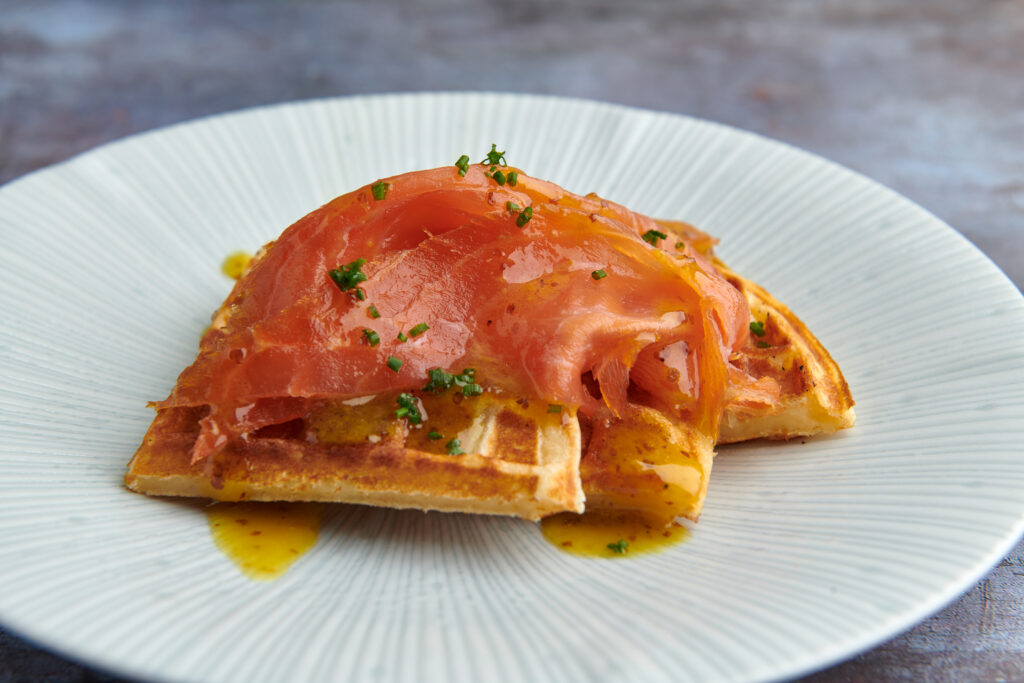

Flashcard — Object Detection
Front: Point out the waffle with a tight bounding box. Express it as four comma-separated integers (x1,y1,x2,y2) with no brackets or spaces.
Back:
126,394,583,521
718,263,855,443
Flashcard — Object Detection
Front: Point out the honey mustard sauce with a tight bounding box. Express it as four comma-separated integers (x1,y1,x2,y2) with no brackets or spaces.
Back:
220,250,252,280
207,502,321,580
541,510,688,558
542,406,703,558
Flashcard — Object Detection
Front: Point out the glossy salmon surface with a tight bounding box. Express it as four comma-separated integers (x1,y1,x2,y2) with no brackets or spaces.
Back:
155,165,752,462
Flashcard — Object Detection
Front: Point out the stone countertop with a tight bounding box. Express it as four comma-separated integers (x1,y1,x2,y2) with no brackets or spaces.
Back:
1,1,1022,681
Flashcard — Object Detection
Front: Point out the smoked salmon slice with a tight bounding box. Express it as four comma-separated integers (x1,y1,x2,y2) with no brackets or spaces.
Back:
156,164,750,463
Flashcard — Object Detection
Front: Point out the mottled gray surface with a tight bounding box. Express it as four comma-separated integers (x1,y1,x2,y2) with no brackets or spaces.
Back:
1,0,1022,681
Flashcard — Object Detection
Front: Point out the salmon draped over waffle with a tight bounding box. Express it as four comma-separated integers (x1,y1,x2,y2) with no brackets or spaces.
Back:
127,156,854,523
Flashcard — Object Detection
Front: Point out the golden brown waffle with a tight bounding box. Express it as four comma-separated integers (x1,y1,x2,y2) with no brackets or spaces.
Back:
126,393,584,521
580,405,714,523
718,264,855,443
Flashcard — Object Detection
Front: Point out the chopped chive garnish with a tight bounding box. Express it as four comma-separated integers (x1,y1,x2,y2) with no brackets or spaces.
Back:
409,322,429,337
355,288,366,301
675,241,685,249
515,206,533,227
506,201,521,212
607,539,629,555
642,229,669,246
397,331,408,342
757,340,770,348
396,393,422,424
547,404,562,414
328,258,368,293
428,431,443,440
363,329,380,346
493,170,506,186
386,356,403,372
749,321,766,337
368,305,381,319
507,171,518,186
371,181,389,201
455,154,470,176
424,367,476,394
591,269,608,280
480,144,507,166
446,438,465,455
462,383,483,397
424,368,454,393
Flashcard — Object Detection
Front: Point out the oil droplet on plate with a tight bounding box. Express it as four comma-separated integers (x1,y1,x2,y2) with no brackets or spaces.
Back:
207,502,321,580
540,509,688,558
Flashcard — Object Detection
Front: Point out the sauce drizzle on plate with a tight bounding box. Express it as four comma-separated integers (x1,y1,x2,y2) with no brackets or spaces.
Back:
541,509,688,558
207,502,321,580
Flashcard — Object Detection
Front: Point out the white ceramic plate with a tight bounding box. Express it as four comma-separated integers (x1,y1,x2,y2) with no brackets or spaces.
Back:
1,93,1023,683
